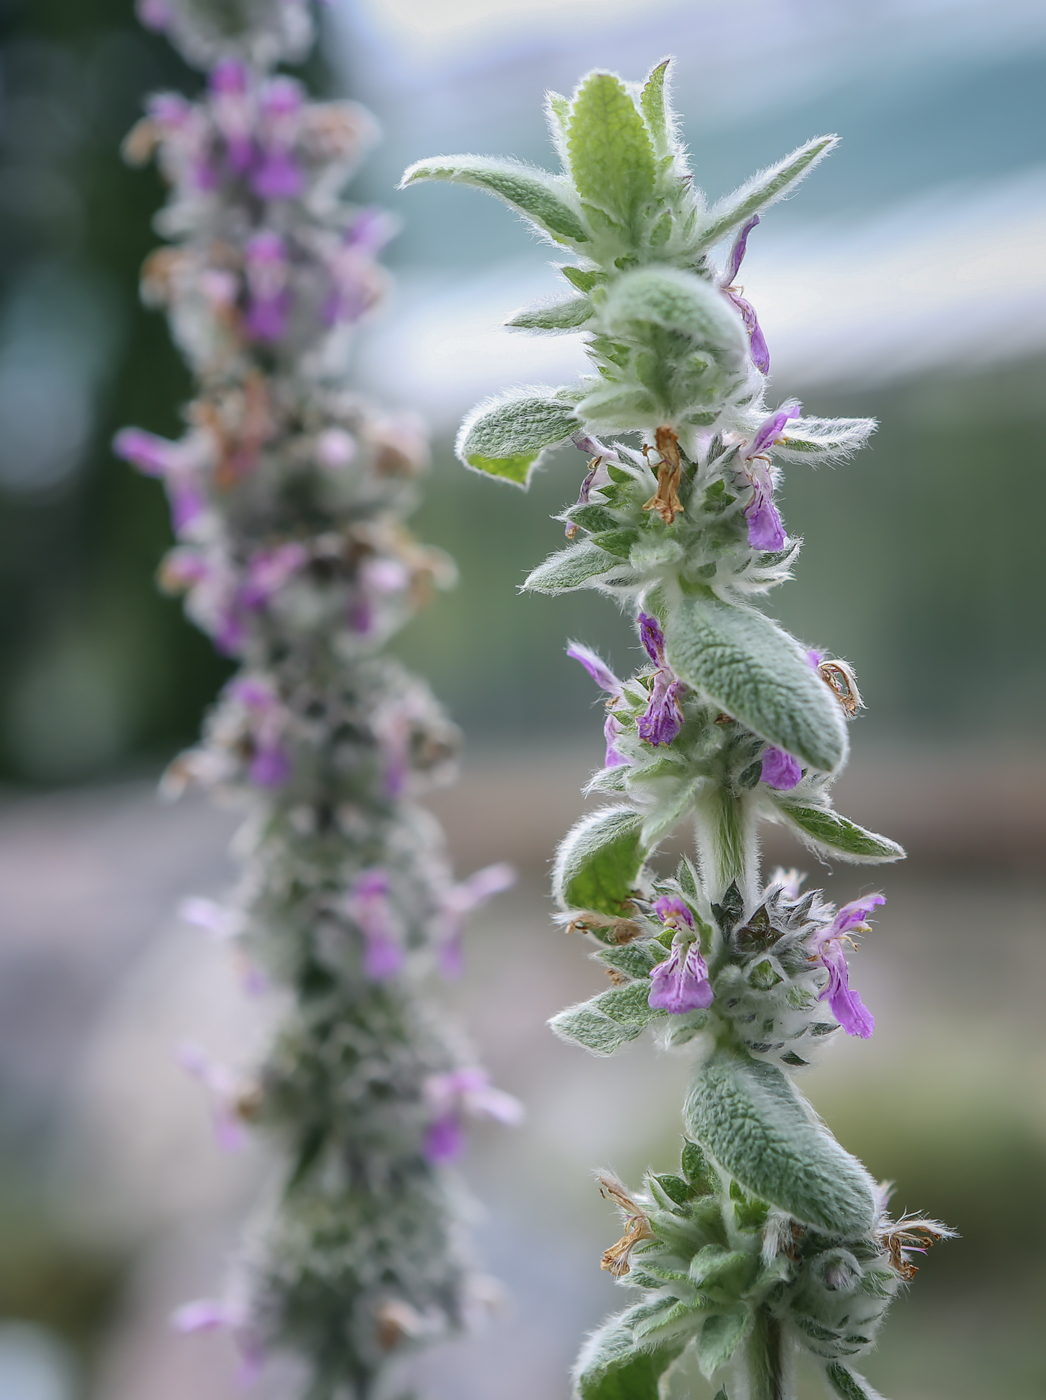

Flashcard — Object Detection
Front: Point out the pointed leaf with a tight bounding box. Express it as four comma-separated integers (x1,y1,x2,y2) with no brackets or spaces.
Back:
456,391,579,485
508,296,593,331
575,1305,687,1400
549,1002,644,1055
697,1309,752,1379
700,136,839,246
400,155,590,244
771,801,905,864
524,542,618,593
640,60,671,152
568,72,657,224
665,596,847,773
593,980,665,1026
824,1363,887,1400
769,416,876,462
684,1048,878,1236
553,806,646,914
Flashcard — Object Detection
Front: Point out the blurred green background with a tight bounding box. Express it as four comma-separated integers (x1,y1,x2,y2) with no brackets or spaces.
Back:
0,0,1043,1396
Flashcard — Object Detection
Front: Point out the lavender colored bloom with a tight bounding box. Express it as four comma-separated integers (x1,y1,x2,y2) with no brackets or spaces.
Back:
719,214,770,374
136,0,173,30
808,894,885,1039
113,427,208,534
438,862,515,978
760,745,802,789
567,642,628,766
253,78,304,200
230,676,291,787
209,60,254,173
653,896,694,929
648,941,714,1014
635,613,685,747
172,1296,264,1387
422,1067,523,1163
176,1041,250,1151
239,541,309,609
346,207,398,257
739,403,801,552
346,869,404,980
244,231,291,342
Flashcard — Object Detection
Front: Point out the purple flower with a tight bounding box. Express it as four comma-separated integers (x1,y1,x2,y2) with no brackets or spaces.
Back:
172,1296,264,1387
113,427,209,535
422,1068,523,1163
136,0,173,30
567,642,628,767
239,541,308,609
437,862,515,978
345,206,397,257
719,214,770,374
244,231,291,342
322,234,384,326
653,896,694,929
252,78,305,200
739,403,801,552
636,613,685,746
648,941,713,1014
807,894,884,1039
176,1042,252,1152
209,60,254,174
229,676,291,787
346,869,404,979
760,745,802,789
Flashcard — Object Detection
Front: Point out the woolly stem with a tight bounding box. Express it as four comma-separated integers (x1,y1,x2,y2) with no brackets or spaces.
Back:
694,785,759,907
740,1306,791,1400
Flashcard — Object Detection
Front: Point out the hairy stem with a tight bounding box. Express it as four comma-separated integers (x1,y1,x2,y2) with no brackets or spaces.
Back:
694,786,758,907
741,1306,791,1400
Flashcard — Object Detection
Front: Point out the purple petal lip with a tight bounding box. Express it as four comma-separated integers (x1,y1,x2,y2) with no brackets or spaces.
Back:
603,712,627,767
209,60,249,97
745,403,802,460
648,944,714,1014
637,612,666,666
424,1112,463,1163
251,153,304,200
760,746,802,790
567,642,622,695
653,896,694,928
724,214,760,286
636,674,684,746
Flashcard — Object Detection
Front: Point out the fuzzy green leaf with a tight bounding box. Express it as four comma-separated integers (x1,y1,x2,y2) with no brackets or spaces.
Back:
561,265,607,293
824,1363,887,1400
508,296,593,331
568,72,657,225
596,940,665,980
400,155,590,244
602,267,748,364
769,416,876,462
665,596,847,773
456,392,578,485
549,1002,644,1055
593,980,664,1025
771,801,905,864
640,60,671,152
575,1306,688,1400
696,1309,752,1379
524,542,617,593
553,806,646,915
700,135,839,246
684,1048,878,1236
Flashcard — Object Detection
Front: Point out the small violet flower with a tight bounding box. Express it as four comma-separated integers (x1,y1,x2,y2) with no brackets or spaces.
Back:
244,231,291,342
807,894,884,1039
171,1296,265,1387
647,898,714,1014
239,541,309,610
229,676,291,787
719,214,770,374
760,745,802,790
209,60,254,174
176,1041,255,1152
422,1067,524,1164
112,427,208,535
740,402,801,552
345,869,404,980
252,77,304,200
566,642,627,767
437,862,516,979
637,613,685,747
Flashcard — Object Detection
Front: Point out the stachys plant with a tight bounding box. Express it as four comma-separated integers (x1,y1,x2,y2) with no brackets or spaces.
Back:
404,60,951,1400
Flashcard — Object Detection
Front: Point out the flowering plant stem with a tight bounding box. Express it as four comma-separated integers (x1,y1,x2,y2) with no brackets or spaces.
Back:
407,61,953,1400
116,2,518,1395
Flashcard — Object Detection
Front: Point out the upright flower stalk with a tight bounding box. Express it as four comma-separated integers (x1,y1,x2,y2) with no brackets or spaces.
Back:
118,2,517,1395
406,62,952,1400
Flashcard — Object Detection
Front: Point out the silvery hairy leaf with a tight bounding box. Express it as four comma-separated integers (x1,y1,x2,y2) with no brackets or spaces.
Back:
699,135,839,247
601,267,748,369
553,806,646,914
455,390,579,484
768,416,877,463
524,542,620,593
567,72,657,228
824,1363,888,1400
696,1308,752,1379
399,155,591,246
770,799,905,863
665,596,847,773
684,1048,878,1236
508,296,594,331
574,1302,690,1400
